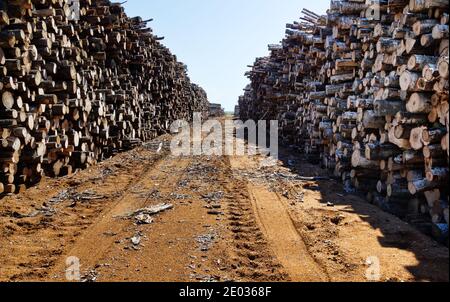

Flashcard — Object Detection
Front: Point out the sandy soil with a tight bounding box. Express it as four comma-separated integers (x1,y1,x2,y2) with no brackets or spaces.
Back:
0,124,448,282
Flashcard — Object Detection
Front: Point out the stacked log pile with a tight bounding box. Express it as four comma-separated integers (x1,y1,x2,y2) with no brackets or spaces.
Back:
209,103,225,117
0,0,209,195
239,0,449,243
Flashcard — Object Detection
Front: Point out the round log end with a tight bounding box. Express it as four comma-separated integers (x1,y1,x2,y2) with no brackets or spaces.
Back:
408,182,417,195
409,127,425,150
351,150,361,168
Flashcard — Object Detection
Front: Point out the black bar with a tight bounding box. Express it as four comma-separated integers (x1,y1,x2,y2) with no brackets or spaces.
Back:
0,282,447,301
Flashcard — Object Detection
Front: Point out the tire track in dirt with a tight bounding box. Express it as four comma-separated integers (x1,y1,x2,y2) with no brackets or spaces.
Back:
47,155,192,281
219,158,288,282
248,185,329,282
228,144,449,282
0,147,167,281
225,153,328,282
46,152,240,282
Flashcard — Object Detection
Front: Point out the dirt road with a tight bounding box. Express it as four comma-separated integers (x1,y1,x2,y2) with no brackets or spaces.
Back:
0,130,448,282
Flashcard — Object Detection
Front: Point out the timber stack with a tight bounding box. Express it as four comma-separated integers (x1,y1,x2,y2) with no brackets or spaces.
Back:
239,0,449,244
209,103,225,118
0,0,209,196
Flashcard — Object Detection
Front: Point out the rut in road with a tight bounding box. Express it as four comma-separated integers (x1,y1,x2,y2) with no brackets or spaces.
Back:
226,153,328,282
48,155,194,281
248,185,329,281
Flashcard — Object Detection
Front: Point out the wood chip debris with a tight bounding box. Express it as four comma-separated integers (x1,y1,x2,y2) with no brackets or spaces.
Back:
118,203,174,225
48,189,106,204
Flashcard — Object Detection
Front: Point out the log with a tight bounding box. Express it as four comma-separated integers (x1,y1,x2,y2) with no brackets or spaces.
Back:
365,143,401,161
426,167,449,182
409,178,444,195
407,55,437,72
438,56,449,79
1,91,14,109
406,93,433,113
432,24,449,40
352,150,380,169
400,70,420,91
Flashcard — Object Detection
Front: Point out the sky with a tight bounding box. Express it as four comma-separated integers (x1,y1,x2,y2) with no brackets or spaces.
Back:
123,1,330,111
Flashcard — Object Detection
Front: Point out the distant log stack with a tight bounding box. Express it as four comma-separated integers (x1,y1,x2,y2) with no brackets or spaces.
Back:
239,0,449,244
0,0,209,195
209,103,225,118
